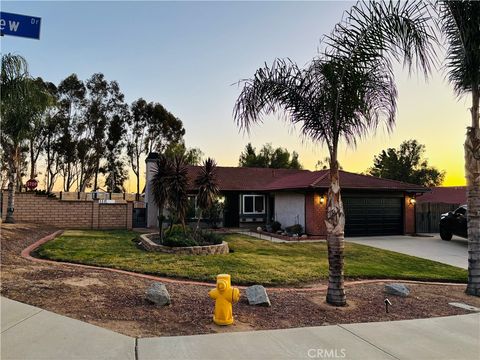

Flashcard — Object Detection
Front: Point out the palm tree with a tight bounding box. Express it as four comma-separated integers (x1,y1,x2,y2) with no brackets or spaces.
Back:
234,1,434,306
1,54,52,223
150,153,173,242
436,1,480,296
194,158,219,233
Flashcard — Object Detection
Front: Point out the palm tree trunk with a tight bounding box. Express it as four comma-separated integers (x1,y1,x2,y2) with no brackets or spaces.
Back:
325,158,346,306
466,86,480,297
5,170,16,223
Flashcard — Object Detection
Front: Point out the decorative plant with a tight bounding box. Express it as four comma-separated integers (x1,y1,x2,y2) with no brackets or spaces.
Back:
194,158,219,233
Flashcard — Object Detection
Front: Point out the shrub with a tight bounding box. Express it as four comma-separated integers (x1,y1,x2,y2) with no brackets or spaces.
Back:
285,224,303,235
271,221,282,233
196,230,223,245
163,234,198,247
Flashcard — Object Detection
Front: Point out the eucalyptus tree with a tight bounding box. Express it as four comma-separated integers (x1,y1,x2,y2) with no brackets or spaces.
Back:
128,99,186,196
234,1,434,306
79,73,126,191
102,114,128,192
435,1,480,296
57,74,86,191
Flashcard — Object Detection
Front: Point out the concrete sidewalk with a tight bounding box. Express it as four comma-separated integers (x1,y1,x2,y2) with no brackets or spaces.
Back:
2,297,479,360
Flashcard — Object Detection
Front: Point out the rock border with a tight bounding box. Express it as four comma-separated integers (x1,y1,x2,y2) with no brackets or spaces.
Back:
139,233,229,255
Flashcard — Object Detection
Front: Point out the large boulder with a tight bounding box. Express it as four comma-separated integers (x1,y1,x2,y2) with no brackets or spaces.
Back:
146,282,171,306
245,285,271,306
384,283,410,297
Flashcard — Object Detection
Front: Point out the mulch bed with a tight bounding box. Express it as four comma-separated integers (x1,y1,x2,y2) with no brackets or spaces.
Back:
1,223,479,337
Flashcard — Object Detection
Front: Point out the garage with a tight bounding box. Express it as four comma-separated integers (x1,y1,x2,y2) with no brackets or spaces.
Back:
343,196,403,237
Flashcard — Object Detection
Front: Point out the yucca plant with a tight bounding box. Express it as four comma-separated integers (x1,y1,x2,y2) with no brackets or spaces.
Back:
234,0,434,306
149,153,173,242
194,158,219,233
168,154,189,233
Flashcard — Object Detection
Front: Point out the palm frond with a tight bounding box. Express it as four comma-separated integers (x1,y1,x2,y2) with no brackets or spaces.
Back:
437,1,480,95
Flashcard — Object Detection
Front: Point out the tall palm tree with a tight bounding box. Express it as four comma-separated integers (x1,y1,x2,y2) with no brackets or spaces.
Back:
1,54,52,223
234,1,434,306
437,1,480,296
194,158,219,233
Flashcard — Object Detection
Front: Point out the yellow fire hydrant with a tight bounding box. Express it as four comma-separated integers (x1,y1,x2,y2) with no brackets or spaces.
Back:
209,274,240,325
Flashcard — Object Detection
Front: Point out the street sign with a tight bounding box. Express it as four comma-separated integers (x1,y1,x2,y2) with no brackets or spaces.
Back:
0,12,41,40
26,178,38,190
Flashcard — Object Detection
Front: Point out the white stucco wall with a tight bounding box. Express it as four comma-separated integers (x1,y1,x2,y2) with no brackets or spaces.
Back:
145,160,158,228
274,192,305,229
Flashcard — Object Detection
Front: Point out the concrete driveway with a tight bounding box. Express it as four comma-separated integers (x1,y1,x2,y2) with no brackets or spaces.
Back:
346,234,468,269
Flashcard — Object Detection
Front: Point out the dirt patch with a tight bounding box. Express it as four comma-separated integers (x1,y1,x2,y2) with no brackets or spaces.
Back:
1,223,479,337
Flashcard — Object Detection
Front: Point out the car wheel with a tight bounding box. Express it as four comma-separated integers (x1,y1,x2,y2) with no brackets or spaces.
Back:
440,229,452,241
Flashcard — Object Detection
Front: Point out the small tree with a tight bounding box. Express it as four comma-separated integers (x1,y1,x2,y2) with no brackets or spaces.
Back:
194,158,219,233
150,154,173,242
168,155,189,233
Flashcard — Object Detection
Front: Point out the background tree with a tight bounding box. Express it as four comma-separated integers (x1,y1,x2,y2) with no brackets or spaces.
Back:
368,140,445,186
194,158,219,232
128,99,186,196
102,114,128,192
57,74,86,191
238,143,303,169
26,77,56,181
234,1,434,306
165,142,203,165
436,1,480,296
79,73,126,191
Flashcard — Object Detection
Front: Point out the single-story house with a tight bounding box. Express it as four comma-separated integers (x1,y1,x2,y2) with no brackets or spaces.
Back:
145,153,427,237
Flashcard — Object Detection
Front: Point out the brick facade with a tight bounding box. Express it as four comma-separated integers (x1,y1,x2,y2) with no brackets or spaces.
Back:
305,192,327,237
1,192,133,230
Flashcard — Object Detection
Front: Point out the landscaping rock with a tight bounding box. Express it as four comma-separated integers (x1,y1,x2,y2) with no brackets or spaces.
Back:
146,282,171,306
301,234,308,239
384,283,410,297
245,285,271,306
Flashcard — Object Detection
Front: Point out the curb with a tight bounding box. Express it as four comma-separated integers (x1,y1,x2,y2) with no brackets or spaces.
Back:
22,231,467,292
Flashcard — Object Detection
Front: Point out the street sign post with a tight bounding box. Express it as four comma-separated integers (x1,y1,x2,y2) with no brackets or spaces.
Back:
0,12,41,40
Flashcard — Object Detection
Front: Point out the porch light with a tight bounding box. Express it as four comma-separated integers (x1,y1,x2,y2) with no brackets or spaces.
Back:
320,195,325,205
409,196,416,206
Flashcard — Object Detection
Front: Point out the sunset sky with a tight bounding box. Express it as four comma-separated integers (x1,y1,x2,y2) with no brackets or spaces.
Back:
2,1,470,192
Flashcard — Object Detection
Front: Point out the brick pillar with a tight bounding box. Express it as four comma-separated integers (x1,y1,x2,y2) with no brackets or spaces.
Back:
92,200,99,229
126,201,133,230
305,192,327,237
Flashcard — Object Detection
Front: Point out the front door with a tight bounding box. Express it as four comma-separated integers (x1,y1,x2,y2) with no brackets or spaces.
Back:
223,192,240,228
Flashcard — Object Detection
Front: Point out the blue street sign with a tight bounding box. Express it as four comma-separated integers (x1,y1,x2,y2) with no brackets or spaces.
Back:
0,12,41,40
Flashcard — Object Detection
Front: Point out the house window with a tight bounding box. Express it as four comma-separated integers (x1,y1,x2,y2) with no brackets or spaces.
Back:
187,195,197,218
242,195,265,214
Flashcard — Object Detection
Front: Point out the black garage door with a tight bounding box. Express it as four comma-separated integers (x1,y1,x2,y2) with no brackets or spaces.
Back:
343,197,403,237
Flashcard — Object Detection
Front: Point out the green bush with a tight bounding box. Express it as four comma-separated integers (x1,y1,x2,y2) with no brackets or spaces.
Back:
285,224,303,235
271,221,282,232
163,233,199,247
196,230,223,245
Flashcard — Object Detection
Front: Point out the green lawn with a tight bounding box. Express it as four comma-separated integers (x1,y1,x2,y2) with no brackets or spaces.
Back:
36,230,467,286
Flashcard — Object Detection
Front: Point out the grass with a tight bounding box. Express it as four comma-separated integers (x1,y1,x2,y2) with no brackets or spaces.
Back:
36,230,468,286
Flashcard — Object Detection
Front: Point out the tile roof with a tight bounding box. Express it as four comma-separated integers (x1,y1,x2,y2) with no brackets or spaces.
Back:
417,186,467,204
183,165,427,192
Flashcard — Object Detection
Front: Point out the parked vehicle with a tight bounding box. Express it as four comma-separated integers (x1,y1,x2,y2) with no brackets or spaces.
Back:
439,205,468,240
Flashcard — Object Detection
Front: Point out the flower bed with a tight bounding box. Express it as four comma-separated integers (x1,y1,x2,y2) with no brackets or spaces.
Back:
140,233,229,255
